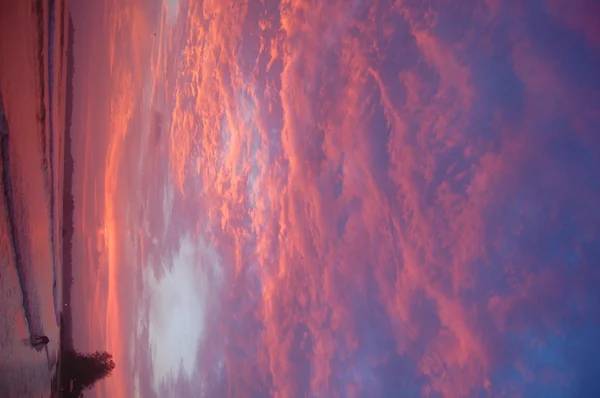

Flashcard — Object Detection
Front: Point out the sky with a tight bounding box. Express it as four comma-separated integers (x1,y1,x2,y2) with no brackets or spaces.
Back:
68,0,600,397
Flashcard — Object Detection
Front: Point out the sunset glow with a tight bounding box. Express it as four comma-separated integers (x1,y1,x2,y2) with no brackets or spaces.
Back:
68,0,600,396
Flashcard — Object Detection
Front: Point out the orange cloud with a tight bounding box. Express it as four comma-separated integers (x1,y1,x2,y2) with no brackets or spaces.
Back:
91,0,158,396
103,67,134,398
135,0,600,396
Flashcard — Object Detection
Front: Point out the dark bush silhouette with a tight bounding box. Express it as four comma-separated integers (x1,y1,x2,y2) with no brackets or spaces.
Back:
61,350,115,397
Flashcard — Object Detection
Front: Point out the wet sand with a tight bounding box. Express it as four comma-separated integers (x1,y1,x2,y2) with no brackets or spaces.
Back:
0,0,69,395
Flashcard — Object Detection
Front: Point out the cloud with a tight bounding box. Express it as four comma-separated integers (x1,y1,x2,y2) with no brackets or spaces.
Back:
92,0,600,396
76,0,166,396
143,232,223,392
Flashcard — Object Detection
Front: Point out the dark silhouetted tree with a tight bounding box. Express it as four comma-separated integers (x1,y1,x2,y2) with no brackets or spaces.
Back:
61,350,115,397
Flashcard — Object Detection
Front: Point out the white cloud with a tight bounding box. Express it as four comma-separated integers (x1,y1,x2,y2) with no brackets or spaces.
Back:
143,232,222,392
133,372,140,398
164,0,180,28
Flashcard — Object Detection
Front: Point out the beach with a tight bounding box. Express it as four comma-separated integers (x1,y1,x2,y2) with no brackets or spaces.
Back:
0,0,72,396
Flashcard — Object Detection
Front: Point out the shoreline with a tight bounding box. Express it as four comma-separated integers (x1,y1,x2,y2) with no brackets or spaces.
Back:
51,2,76,396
